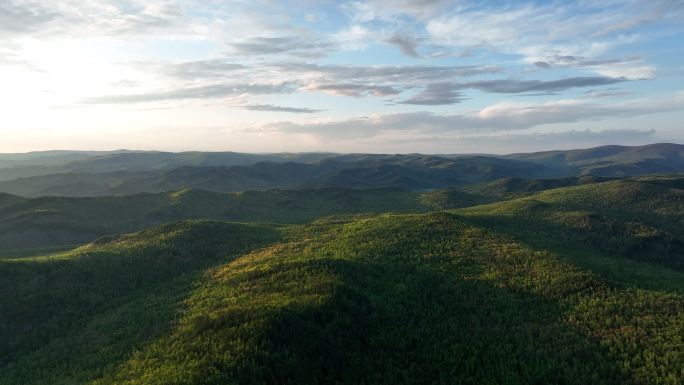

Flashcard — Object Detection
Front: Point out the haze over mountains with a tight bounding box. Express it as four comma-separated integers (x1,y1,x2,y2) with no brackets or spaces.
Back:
0,143,682,197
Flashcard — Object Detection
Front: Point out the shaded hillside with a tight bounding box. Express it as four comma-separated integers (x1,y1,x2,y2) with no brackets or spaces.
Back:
458,176,684,270
462,176,616,198
2,175,682,253
507,143,684,177
1,144,682,192
315,155,554,190
0,220,281,383
0,151,126,169
0,171,155,197
1,215,683,384
419,188,495,209
0,155,556,197
0,151,334,182
0,188,426,251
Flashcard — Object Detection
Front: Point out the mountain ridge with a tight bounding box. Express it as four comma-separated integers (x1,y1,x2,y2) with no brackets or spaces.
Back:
1,143,681,197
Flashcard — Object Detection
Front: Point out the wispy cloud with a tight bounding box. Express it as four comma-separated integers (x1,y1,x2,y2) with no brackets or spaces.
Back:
398,83,465,105
161,60,246,80
0,0,185,38
82,83,294,104
272,62,501,82
0,0,58,35
424,0,682,77
463,76,628,94
2,0,683,152
396,77,629,105
386,34,422,58
374,129,658,154
243,104,323,113
303,82,400,97
342,0,454,22
261,92,684,138
227,36,333,58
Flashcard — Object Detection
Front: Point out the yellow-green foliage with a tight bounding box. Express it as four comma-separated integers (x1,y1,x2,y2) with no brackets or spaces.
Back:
457,177,684,270
2,176,684,384
2,213,683,384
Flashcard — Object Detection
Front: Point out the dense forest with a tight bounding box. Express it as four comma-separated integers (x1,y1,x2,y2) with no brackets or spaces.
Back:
1,146,684,384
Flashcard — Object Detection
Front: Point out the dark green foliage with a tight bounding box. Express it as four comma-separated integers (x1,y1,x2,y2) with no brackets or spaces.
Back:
418,188,494,209
0,151,334,182
458,176,684,270
2,171,684,384
0,155,556,197
462,176,615,199
2,213,683,384
2,143,683,197
0,220,281,384
0,188,424,250
506,142,684,177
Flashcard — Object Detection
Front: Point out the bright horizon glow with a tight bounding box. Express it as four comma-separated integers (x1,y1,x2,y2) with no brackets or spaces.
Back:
1,0,683,153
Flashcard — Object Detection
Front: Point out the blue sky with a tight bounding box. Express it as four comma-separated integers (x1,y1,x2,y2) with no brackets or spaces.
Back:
0,0,682,153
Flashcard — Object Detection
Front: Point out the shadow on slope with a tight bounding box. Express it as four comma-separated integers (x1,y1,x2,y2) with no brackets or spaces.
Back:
455,176,684,290
0,188,424,252
91,214,682,385
0,220,281,384
3,213,683,384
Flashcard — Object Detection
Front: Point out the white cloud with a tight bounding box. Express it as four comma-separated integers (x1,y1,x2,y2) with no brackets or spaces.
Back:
1,0,682,153
425,1,681,75
371,129,658,154
342,0,457,22
261,92,684,139
332,25,373,50
591,62,655,80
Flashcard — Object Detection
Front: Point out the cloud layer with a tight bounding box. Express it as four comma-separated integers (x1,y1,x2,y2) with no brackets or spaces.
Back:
1,0,683,152
262,93,684,139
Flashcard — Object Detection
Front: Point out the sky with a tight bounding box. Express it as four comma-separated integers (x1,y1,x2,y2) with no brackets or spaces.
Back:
1,0,683,154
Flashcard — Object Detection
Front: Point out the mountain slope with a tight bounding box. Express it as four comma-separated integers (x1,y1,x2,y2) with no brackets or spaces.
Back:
457,175,684,270
0,155,557,197
462,176,616,198
1,144,682,194
0,220,282,384
507,143,684,177
0,188,426,251
1,214,683,384
2,175,680,253
0,151,337,182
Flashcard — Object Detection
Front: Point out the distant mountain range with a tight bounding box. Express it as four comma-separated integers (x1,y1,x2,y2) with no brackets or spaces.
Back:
0,143,682,197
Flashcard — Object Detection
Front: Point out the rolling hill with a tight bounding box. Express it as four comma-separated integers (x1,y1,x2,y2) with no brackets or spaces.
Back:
0,187,427,251
0,151,335,183
0,155,557,197
506,143,684,177
2,145,684,384
461,176,617,199
1,212,683,384
2,175,681,254
457,175,684,270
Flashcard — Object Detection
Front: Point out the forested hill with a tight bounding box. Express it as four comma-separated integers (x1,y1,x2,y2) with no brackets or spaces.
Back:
1,213,683,384
2,175,682,253
0,188,425,251
1,151,683,384
0,156,555,197
457,176,684,271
